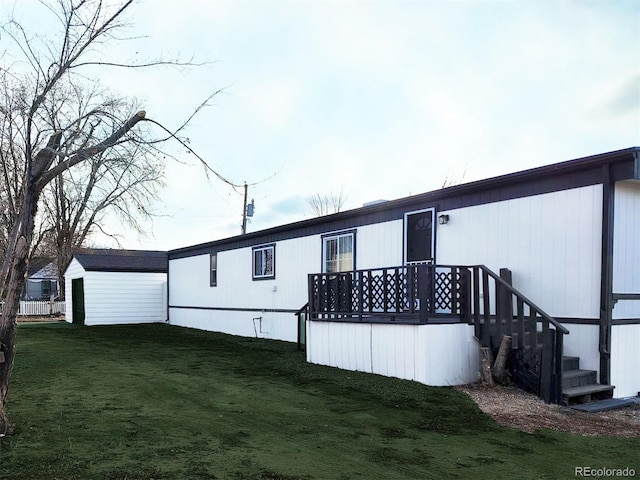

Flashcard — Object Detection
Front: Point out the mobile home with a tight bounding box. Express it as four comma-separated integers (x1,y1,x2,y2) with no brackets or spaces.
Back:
168,147,640,403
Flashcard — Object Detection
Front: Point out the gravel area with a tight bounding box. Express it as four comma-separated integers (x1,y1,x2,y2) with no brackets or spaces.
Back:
457,384,640,437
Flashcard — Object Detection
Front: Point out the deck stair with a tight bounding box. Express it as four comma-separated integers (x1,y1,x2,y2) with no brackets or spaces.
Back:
570,398,636,413
562,356,614,406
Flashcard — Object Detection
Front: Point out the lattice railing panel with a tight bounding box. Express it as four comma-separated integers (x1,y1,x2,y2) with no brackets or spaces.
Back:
309,265,470,320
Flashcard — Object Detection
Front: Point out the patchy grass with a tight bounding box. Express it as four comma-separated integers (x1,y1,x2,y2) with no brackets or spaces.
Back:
1,323,638,479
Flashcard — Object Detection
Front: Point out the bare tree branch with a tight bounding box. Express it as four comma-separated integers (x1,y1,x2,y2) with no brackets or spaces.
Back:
307,190,348,217
73,59,211,69
37,109,146,187
0,0,222,435
142,117,242,190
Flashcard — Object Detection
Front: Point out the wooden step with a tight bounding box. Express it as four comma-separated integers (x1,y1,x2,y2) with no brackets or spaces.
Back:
570,398,636,413
562,356,580,371
562,384,615,406
562,369,597,388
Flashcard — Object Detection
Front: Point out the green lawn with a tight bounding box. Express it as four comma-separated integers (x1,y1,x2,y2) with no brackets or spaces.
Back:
0,323,637,480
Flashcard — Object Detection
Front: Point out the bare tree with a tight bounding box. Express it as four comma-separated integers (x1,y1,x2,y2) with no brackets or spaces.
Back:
37,87,165,298
42,143,165,298
441,166,468,188
0,0,215,435
307,190,348,217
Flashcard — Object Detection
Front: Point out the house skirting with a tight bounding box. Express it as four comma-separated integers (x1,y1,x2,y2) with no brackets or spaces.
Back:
610,324,640,398
306,321,480,386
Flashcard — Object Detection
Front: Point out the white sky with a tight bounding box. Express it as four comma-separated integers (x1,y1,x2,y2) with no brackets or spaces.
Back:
5,0,640,251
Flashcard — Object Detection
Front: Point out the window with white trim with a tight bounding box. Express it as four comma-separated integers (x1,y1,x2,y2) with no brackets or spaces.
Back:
252,244,275,280
322,232,354,273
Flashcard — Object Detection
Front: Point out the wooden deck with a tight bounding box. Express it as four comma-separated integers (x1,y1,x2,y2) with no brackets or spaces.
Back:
307,264,569,404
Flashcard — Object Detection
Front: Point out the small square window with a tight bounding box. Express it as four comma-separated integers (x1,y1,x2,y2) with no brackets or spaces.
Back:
253,244,275,280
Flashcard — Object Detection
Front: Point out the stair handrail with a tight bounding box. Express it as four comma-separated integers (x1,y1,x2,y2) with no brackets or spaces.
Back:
295,302,310,316
475,264,568,403
612,292,640,304
477,265,569,335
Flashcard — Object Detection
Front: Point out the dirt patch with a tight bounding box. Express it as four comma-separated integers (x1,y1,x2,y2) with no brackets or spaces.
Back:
457,384,640,438
17,316,65,323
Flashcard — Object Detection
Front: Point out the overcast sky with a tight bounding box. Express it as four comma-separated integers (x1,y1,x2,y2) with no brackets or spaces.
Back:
6,0,640,251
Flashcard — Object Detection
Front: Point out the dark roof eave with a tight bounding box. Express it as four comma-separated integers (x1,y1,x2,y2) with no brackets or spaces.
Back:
67,249,168,274
82,267,167,273
169,146,640,256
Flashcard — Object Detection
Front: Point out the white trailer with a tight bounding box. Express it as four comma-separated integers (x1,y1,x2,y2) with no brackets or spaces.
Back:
168,147,640,402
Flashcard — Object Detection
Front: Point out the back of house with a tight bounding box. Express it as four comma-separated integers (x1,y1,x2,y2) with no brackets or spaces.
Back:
23,257,59,300
167,147,640,402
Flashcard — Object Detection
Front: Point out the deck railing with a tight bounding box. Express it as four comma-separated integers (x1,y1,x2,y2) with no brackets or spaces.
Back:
308,265,471,323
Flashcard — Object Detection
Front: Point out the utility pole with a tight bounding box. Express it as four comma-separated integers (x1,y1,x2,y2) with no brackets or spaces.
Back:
241,182,248,235
241,183,255,235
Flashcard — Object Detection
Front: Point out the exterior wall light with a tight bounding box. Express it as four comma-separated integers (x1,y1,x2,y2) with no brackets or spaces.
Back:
438,214,450,225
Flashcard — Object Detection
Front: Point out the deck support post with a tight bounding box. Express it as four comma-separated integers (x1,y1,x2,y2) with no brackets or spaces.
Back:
539,328,556,403
499,268,513,337
417,265,430,322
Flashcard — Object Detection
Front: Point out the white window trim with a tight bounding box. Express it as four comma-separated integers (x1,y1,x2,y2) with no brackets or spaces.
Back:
252,244,275,280
321,231,355,273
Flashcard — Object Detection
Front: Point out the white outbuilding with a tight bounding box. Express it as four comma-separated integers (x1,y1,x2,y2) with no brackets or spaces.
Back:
64,249,167,326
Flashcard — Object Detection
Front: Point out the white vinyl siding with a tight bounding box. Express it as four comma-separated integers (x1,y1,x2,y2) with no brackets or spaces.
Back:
355,220,403,269
168,223,403,341
167,184,609,346
610,324,640,397
306,321,479,386
612,180,640,319
169,235,320,342
435,185,603,319
82,271,166,325
65,258,167,326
